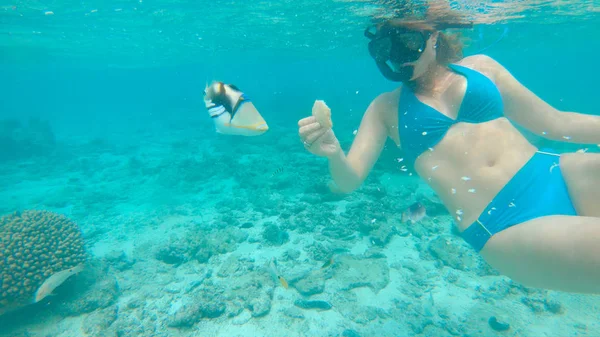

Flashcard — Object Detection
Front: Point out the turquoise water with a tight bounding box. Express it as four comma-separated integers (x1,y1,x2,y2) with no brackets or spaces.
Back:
1,1,599,336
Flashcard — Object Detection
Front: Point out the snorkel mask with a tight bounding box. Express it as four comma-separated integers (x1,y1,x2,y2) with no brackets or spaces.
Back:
365,21,473,82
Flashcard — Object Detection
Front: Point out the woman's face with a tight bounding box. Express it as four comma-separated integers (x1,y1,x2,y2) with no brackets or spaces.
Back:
397,31,439,81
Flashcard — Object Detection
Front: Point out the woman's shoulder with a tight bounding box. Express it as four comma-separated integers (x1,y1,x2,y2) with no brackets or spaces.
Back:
454,54,504,80
456,54,506,71
371,87,401,115
457,54,498,66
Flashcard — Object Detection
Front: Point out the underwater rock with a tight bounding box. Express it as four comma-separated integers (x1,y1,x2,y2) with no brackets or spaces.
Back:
520,295,564,314
217,255,255,278
408,317,434,335
341,329,362,337
282,249,301,261
168,303,201,328
334,255,390,292
103,250,135,271
294,299,332,311
82,305,118,336
56,261,120,316
305,241,333,261
520,297,545,313
240,222,254,229
248,294,272,317
369,223,397,247
113,309,164,336
223,269,274,318
155,245,189,265
201,299,227,318
283,306,305,319
476,280,514,301
321,226,355,241
427,236,479,271
189,227,248,263
262,223,289,246
363,248,386,259
293,275,325,296
344,306,382,324
227,299,245,318
231,309,252,325
168,288,227,328
544,298,564,314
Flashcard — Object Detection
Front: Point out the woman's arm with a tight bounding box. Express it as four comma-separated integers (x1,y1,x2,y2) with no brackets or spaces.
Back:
327,92,394,193
483,55,600,144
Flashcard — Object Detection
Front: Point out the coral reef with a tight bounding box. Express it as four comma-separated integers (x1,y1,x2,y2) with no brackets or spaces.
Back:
261,222,289,246
0,210,86,315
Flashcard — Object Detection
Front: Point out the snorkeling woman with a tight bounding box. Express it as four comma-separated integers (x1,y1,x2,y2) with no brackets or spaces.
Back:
298,18,600,294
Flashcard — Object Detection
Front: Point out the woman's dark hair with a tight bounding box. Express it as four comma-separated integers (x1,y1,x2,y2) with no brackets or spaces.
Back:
436,31,463,64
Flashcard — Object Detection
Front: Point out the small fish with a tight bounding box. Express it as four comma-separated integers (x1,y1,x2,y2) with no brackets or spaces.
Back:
321,257,334,269
204,81,269,136
401,202,427,224
278,275,289,289
268,258,288,290
271,167,284,177
34,265,84,303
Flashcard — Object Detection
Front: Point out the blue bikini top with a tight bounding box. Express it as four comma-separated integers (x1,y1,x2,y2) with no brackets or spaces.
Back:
398,64,504,166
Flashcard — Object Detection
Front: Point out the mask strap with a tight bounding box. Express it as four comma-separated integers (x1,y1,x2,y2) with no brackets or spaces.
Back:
473,26,509,54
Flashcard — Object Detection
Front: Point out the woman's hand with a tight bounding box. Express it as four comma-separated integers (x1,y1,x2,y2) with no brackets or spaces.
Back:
298,116,341,158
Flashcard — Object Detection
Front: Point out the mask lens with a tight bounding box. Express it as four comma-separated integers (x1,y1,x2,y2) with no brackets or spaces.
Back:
368,28,427,64
394,32,425,53
368,36,392,62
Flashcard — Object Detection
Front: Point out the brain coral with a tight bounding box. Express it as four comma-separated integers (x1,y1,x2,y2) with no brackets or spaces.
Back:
0,210,86,315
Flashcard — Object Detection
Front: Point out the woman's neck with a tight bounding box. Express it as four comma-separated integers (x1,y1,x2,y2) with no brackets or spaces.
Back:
410,63,453,96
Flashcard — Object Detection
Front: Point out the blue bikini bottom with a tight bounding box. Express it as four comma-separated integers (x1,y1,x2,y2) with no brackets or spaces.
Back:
460,150,578,252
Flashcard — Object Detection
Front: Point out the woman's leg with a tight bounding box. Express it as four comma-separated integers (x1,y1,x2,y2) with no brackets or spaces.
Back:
481,215,600,294
560,152,600,217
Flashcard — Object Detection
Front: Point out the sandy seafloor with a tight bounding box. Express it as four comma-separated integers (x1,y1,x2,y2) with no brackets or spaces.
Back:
1,114,599,337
